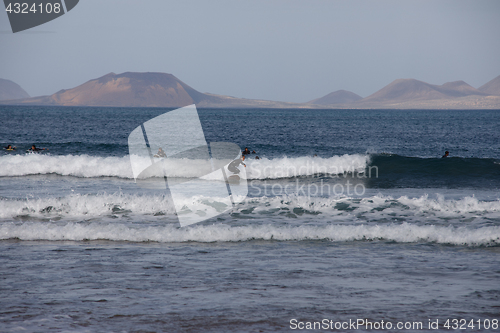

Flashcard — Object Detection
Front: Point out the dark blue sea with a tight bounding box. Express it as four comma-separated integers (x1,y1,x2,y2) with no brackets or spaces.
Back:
1,106,499,332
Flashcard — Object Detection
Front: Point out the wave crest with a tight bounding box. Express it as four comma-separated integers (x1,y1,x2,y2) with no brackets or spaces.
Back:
1,192,499,225
0,154,133,178
0,154,369,179
1,222,498,246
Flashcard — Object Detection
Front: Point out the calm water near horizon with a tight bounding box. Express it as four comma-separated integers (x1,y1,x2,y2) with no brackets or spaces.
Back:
1,106,499,332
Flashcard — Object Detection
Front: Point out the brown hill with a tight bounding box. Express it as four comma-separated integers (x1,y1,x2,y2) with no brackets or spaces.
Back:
308,90,362,105
19,72,220,107
353,79,489,107
437,80,489,97
5,72,314,109
478,75,500,96
0,78,30,101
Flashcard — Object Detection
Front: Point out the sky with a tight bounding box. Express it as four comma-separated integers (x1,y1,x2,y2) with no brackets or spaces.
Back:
1,0,499,103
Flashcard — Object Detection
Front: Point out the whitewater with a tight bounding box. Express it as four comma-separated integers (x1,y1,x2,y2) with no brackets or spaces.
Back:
0,153,369,179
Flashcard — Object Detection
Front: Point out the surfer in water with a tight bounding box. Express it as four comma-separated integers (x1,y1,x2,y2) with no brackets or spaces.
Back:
228,155,246,174
442,151,449,158
242,148,257,156
29,145,48,152
154,147,167,158
4,145,16,151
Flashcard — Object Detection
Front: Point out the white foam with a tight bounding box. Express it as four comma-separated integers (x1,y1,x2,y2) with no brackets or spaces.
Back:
0,192,499,246
396,194,500,214
1,221,498,246
1,193,499,221
0,154,369,179
243,194,500,221
0,154,134,178
0,193,175,219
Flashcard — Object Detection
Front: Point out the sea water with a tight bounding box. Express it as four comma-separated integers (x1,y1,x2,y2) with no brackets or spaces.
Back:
0,106,499,332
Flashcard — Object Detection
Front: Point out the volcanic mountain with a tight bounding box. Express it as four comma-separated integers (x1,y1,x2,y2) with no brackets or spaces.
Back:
344,78,500,109
8,72,311,108
0,78,30,101
19,72,221,107
478,75,500,96
308,90,362,106
356,79,488,105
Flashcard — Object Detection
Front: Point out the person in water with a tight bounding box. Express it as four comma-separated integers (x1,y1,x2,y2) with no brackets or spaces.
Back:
29,145,47,152
442,151,449,158
4,145,16,151
154,147,167,158
228,155,246,174
242,148,251,155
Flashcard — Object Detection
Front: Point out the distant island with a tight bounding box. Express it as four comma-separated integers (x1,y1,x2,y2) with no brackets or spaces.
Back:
1,72,499,109
0,78,30,101
320,77,500,109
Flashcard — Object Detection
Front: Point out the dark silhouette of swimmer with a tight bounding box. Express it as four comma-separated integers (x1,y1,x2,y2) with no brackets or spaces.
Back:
252,150,256,154
29,145,47,152
442,151,449,158
154,147,167,158
242,148,251,155
4,145,16,151
228,156,246,174
255,156,260,160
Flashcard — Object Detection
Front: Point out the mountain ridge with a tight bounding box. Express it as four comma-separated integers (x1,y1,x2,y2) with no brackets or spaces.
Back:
344,78,499,109
3,72,315,109
1,72,499,109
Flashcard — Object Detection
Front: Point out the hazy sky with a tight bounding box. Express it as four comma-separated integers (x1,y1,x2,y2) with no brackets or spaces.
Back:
1,0,499,102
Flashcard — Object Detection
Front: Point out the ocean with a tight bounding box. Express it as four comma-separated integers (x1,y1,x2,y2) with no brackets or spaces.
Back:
1,106,499,332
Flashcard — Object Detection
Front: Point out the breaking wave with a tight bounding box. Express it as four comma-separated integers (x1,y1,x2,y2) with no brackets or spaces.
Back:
0,154,369,179
1,221,498,246
1,193,499,246
2,192,500,221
